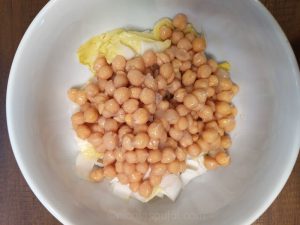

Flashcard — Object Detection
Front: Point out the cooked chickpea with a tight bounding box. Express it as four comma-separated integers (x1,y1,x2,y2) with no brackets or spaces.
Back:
208,59,218,72
160,25,172,40
171,30,184,44
218,78,233,91
177,37,192,51
187,143,201,157
87,132,103,146
144,74,158,91
112,55,126,72
216,91,234,102
204,156,218,170
113,87,130,105
176,147,187,161
221,135,232,149
192,52,207,67
103,132,118,151
176,104,189,116
198,105,213,122
161,147,176,163
160,63,173,79
136,162,149,174
113,71,129,88
175,48,191,61
140,88,156,104
139,180,153,198
169,127,184,141
132,108,149,125
125,151,138,164
192,36,206,52
156,75,167,90
126,57,145,72
176,117,188,130
208,75,219,87
89,168,104,182
218,117,236,132
157,100,169,110
179,61,192,72
179,131,193,147
122,133,135,151
76,124,91,139
117,173,129,185
182,70,197,86
123,162,136,175
173,13,187,30
179,161,187,172
67,88,78,102
173,88,187,103
103,165,117,179
151,163,167,176
147,149,162,163
215,101,232,115
167,160,181,174
129,182,140,192
147,138,160,150
83,107,99,123
71,112,84,125
128,171,143,183
103,151,116,165
192,88,207,103
115,150,125,163
98,78,107,92
197,64,212,78
104,99,120,114
143,50,157,67
74,91,87,105
183,94,199,110
103,118,118,132
122,99,138,114
133,133,150,149
202,128,219,143
194,78,209,89
165,109,179,124
104,80,115,96
127,70,145,86
85,83,99,97
133,124,148,134
97,65,113,80
149,175,162,186
93,56,107,71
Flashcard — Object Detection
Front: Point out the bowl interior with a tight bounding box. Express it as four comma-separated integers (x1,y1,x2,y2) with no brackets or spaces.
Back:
7,0,300,225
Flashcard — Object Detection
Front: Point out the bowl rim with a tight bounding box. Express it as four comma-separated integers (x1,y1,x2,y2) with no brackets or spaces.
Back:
6,0,300,224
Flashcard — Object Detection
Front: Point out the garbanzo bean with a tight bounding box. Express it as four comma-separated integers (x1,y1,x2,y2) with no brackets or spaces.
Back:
143,50,157,67
197,64,212,78
129,182,140,192
103,165,117,179
173,13,187,30
221,135,232,149
161,147,176,163
83,107,99,123
187,143,201,157
177,37,192,51
147,149,162,163
76,124,91,139
71,112,84,125
176,147,187,161
112,55,126,72
151,163,167,176
103,132,118,151
115,161,124,173
192,88,207,103
198,105,213,122
182,70,196,86
232,84,239,95
149,175,162,186
192,36,206,52
125,151,138,164
216,151,231,166
97,65,113,80
215,101,232,115
183,94,199,110
144,74,158,91
176,104,189,116
202,128,219,143
147,121,164,139
179,131,193,147
207,59,218,72
89,168,104,182
104,99,120,114
134,133,150,149
85,83,99,97
98,78,107,92
136,162,149,174
113,87,130,105
171,30,184,44
127,69,145,86
160,63,173,79
122,99,139,114
165,109,179,124
157,100,169,110
74,90,87,105
93,56,107,72
160,25,173,40
216,91,234,102
218,117,236,132
140,88,156,104
139,180,152,198
179,61,192,72
176,116,188,130
126,57,145,72
185,32,196,42
104,118,118,132
132,108,149,125
193,52,207,67
169,127,184,141
104,80,116,96
117,173,129,185
128,171,143,183
167,160,181,174
218,78,233,91
118,125,132,138
122,133,135,151
113,71,129,88
123,162,136,175
115,150,125,163
178,161,187,172
87,132,103,146
133,124,148,134
147,138,159,150
204,156,218,170
103,150,116,165
175,48,191,61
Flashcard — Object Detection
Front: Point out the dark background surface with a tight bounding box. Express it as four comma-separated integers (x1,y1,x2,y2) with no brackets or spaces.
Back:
0,0,299,224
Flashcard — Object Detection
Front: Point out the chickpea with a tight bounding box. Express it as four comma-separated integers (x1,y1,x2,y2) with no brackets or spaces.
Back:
117,173,129,185
103,151,116,165
125,151,138,164
177,37,192,51
151,163,167,176
179,131,193,148
104,99,120,114
112,55,126,72
157,100,169,110
74,91,87,105
172,59,183,72
216,68,229,78
187,143,201,157
167,79,181,93
179,61,192,72
197,64,212,78
182,70,197,86
127,70,145,87
136,162,149,174
173,13,187,30
178,161,187,172
165,47,176,61
67,88,78,102
192,36,206,52
218,117,236,132
198,105,214,122
149,175,162,186
124,114,134,127
140,88,156,104
159,25,173,40
157,53,171,66
115,150,125,163
143,50,157,67
176,147,187,161
103,165,117,179
71,112,84,125
175,48,191,61
161,147,176,163
194,78,209,89
87,132,103,146
103,118,118,132
85,83,99,97
115,161,124,173
171,30,184,44
144,74,158,91
113,108,126,123
133,124,148,134
76,124,91,139
147,149,162,163
83,107,98,123
221,135,232,149
160,63,173,80
103,132,118,151
133,133,150,149
204,156,218,170
192,88,207,103
89,168,104,182
126,57,145,72
98,78,107,92
216,91,234,102
123,162,136,175
118,125,132,138
218,78,233,91
156,75,167,90
176,104,189,116
129,182,140,192
97,65,113,80
139,180,153,198
215,101,232,116
208,75,219,87
202,128,219,144
104,80,116,96
176,116,188,131
113,71,129,88
167,160,181,174
113,87,130,105
168,127,183,141
92,93,108,104
192,52,206,67
93,56,107,71
147,138,159,150
122,133,135,151
90,123,104,133
183,94,199,110
122,99,138,114
127,171,142,183
174,88,187,103
132,108,149,125
164,109,179,125
208,59,218,72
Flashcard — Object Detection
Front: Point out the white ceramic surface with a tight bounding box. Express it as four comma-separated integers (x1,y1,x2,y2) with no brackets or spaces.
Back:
6,0,300,224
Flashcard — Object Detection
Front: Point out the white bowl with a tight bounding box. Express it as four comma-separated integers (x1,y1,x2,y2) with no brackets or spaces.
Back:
6,0,300,224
